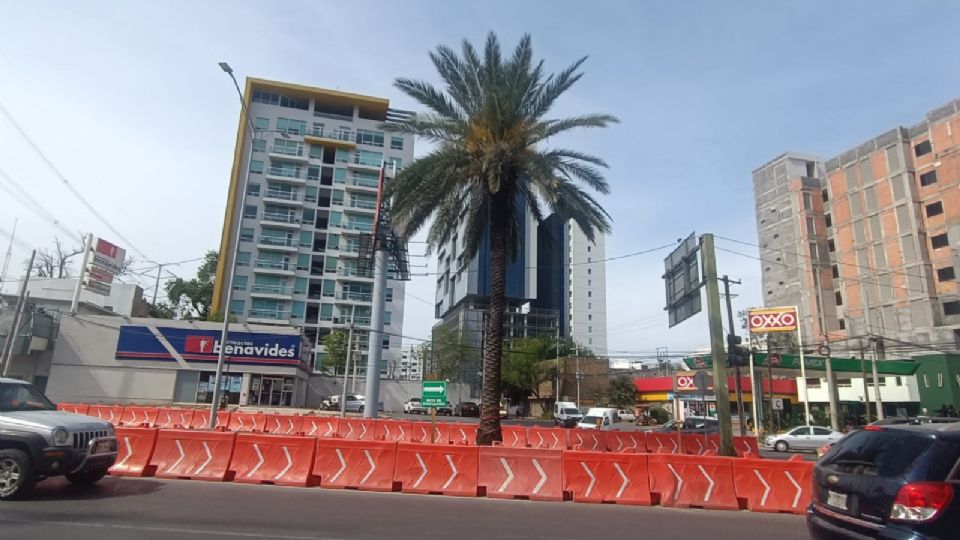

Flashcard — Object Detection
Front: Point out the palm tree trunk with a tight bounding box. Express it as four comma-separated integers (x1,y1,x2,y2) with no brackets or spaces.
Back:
477,197,509,445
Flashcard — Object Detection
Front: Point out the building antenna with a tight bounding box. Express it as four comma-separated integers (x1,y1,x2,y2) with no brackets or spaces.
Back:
0,218,17,294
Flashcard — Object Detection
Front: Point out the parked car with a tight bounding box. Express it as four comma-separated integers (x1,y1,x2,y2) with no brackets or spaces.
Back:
437,401,453,416
871,416,960,427
616,409,637,423
342,394,365,413
577,408,620,431
765,425,844,452
403,397,427,415
808,423,960,539
454,401,479,417
0,378,118,500
554,401,583,427
656,416,720,434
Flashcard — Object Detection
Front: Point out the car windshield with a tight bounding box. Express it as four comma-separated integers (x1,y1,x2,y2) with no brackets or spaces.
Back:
0,382,56,412
562,408,580,414
581,416,601,424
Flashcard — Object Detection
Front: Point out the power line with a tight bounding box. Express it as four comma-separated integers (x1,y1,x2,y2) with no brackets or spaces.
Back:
0,101,152,259
0,168,80,241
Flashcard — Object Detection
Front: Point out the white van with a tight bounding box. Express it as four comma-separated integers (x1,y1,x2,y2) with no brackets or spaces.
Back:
577,407,620,431
554,401,583,427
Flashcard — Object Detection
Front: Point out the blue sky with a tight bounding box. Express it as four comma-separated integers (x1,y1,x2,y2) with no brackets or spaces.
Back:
2,1,959,359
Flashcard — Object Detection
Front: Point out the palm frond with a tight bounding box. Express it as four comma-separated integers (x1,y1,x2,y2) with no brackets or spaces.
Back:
532,114,619,142
393,78,464,121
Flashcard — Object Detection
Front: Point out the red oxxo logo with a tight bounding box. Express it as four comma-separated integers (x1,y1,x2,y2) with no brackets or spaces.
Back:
748,307,798,333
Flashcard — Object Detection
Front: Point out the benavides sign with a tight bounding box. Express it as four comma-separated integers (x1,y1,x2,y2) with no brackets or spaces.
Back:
116,325,302,367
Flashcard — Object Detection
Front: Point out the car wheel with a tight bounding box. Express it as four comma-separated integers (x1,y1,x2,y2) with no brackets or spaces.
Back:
358,406,364,414
0,449,37,501
774,441,789,453
65,469,108,485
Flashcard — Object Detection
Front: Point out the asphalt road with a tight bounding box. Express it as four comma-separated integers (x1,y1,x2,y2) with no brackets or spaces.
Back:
0,477,809,540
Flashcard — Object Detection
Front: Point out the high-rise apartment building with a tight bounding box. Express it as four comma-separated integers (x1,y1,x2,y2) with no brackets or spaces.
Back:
536,214,608,353
212,78,414,375
754,98,960,347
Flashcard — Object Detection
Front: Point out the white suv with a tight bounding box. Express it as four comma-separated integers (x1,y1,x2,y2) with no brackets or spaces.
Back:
404,398,427,414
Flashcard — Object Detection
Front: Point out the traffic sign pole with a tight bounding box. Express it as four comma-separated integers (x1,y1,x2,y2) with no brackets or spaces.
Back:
701,234,734,457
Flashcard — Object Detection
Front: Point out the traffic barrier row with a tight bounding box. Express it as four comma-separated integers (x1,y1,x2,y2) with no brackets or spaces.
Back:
60,404,764,457
106,428,812,514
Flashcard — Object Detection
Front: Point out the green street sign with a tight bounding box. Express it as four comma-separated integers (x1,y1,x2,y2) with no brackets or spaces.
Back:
421,381,447,407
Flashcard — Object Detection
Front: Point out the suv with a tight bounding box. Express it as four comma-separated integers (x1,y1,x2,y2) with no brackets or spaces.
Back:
656,416,720,434
808,423,960,539
404,398,426,414
0,378,117,500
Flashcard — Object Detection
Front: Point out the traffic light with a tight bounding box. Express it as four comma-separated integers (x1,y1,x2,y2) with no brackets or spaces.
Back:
726,334,750,368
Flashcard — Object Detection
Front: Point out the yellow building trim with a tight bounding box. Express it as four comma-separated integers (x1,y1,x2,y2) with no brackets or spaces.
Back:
247,77,390,117
639,393,670,402
304,134,356,149
211,78,252,314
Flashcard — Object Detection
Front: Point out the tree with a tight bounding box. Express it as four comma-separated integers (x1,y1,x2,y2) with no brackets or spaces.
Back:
33,237,85,278
502,337,552,403
607,376,637,409
430,326,473,382
387,34,616,444
322,330,349,375
165,250,217,319
146,301,176,319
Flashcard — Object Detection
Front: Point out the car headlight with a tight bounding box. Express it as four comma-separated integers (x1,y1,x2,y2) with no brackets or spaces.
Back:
53,427,71,446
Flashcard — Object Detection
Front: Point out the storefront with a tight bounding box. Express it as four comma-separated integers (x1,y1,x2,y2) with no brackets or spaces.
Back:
45,316,311,407
632,374,799,421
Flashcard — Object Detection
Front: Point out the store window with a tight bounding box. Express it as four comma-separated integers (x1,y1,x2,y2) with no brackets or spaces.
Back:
249,374,295,406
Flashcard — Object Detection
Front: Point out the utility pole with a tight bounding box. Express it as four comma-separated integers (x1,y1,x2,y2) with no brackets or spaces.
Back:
152,263,164,304
812,266,840,430
0,218,17,294
341,304,356,417
871,337,885,420
700,234,734,456
860,343,872,424
768,340,775,432
720,275,746,436
1,250,35,377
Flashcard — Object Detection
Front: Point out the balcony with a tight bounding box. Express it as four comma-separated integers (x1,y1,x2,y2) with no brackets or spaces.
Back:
265,167,306,185
340,221,373,234
257,238,298,254
344,175,380,192
268,145,308,163
250,284,294,299
337,291,373,303
263,189,303,206
260,212,301,229
337,267,372,279
304,127,355,149
346,199,377,213
253,259,295,276
247,309,291,325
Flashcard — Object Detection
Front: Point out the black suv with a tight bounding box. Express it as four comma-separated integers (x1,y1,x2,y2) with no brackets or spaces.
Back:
808,423,959,540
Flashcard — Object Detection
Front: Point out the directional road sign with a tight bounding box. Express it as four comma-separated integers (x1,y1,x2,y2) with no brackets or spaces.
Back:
421,381,447,407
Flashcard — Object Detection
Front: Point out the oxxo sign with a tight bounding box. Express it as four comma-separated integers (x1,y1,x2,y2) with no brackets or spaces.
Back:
747,307,798,333
675,372,711,392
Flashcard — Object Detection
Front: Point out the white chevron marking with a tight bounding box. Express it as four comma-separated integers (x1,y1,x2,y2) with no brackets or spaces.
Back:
667,464,683,500
308,421,319,436
168,440,186,472
442,454,458,490
329,449,348,482
359,423,368,439
754,469,771,506
245,444,264,478
614,463,629,498
360,450,376,484
324,422,335,437
412,453,428,488
698,465,715,501
531,459,548,495
194,442,213,475
114,437,133,468
497,458,514,492
274,446,293,480
785,471,802,508
580,462,597,497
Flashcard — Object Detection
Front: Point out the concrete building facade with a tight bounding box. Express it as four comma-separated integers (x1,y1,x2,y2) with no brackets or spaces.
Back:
211,78,414,377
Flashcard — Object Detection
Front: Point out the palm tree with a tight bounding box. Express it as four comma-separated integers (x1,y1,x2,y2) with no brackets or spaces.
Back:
386,33,616,444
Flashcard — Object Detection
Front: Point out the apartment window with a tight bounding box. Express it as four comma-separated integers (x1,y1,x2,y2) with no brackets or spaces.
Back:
253,117,270,130
309,145,323,159
932,233,949,249
588,303,592,309
229,299,245,316
874,245,887,268
919,170,938,187
821,188,829,203
587,280,592,286
388,157,403,170
868,215,882,241
252,91,309,110
587,268,591,275
249,160,264,174
926,201,944,217
390,137,404,150
383,311,392,325
385,287,393,302
587,291,592,298
233,275,248,291
828,239,836,252
246,183,260,196
355,150,383,167
239,228,254,243
276,117,307,135
824,213,832,228
803,192,813,210
587,257,592,263
243,205,257,219
938,372,944,388
835,291,843,306
355,129,384,147
937,267,956,281
902,235,917,262
914,140,932,157
236,251,251,267
838,319,846,330
850,194,863,216
382,336,390,350
944,301,960,316
588,314,592,321
588,326,593,333
832,265,839,279
252,139,267,152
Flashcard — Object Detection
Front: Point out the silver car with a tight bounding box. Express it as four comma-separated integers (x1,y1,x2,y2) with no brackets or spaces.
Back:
765,425,844,452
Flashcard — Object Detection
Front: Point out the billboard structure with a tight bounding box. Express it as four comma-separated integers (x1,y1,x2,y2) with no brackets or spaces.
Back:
82,236,126,296
662,233,701,327
746,305,811,428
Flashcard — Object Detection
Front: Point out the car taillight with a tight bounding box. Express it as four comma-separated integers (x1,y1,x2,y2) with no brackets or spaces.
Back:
864,425,884,431
889,482,954,523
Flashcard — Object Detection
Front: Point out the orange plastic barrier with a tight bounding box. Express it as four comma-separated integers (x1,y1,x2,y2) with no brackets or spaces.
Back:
394,443,479,496
264,415,304,436
312,439,398,492
406,422,449,444
448,424,477,445
604,431,645,453
381,420,411,442
500,426,528,448
338,418,384,441
302,416,339,438
527,427,568,450
87,404,123,425
154,409,196,429
151,429,236,481
563,451,652,505
569,430,606,452
109,427,159,477
119,406,160,428
57,403,89,415
682,434,713,455
648,453,741,510
229,433,317,487
645,432,682,454
190,410,231,430
228,412,267,433
734,436,762,457
478,446,565,501
732,457,813,514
